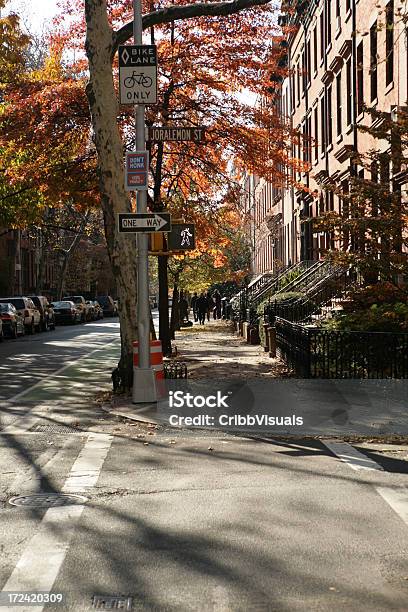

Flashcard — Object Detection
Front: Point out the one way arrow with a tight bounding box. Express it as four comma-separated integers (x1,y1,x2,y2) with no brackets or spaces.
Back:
118,213,172,233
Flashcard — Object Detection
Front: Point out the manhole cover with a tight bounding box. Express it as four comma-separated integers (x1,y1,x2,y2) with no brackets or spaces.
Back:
31,424,81,434
92,595,133,610
9,493,88,508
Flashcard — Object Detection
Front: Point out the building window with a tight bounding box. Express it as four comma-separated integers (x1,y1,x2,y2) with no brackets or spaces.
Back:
320,97,326,153
314,106,319,161
346,0,350,13
356,41,364,116
386,0,394,86
346,58,352,125
327,85,333,146
297,62,301,105
370,21,378,101
326,0,332,47
320,11,324,60
313,26,317,73
306,39,311,86
313,25,317,72
336,0,340,20
336,72,342,136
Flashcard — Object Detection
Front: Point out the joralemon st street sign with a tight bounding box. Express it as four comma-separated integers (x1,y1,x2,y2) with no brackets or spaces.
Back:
148,127,205,142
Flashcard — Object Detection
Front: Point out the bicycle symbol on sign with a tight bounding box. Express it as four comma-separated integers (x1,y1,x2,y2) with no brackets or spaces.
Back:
124,71,153,88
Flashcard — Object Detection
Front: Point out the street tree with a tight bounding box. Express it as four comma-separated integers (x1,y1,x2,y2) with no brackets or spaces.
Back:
79,0,288,388
315,106,408,283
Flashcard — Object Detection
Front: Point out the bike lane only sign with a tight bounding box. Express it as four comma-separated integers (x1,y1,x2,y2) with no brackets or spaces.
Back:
119,45,157,105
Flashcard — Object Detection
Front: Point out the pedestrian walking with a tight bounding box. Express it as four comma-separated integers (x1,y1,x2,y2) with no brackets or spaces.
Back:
179,295,189,323
191,292,198,322
196,293,208,325
213,289,222,319
206,292,214,321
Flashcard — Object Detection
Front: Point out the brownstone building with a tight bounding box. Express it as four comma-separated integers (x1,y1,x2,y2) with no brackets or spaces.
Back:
244,0,408,277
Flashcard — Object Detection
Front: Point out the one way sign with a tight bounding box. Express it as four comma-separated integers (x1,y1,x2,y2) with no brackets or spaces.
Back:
118,213,171,233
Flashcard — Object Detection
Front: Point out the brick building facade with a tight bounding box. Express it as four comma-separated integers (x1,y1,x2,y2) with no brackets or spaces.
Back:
244,0,408,277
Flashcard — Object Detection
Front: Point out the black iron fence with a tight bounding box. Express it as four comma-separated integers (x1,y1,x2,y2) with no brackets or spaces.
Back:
164,362,188,379
275,317,408,378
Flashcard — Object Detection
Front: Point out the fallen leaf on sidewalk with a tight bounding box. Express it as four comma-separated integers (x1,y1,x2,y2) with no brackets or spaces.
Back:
208,446,214,451
143,442,149,446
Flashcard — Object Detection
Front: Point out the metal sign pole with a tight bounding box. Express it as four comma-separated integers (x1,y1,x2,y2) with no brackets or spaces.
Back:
132,0,156,403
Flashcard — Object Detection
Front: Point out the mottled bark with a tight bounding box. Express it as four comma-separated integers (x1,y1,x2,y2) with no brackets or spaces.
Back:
85,0,138,390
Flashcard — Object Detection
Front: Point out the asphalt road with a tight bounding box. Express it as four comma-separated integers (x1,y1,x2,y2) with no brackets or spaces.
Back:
1,428,408,612
1,315,408,611
0,312,160,403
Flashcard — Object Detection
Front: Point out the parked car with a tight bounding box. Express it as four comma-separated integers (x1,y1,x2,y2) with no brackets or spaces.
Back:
28,295,56,331
0,317,3,341
51,301,81,325
62,295,90,322
0,303,25,338
96,295,117,317
0,297,41,334
92,300,104,320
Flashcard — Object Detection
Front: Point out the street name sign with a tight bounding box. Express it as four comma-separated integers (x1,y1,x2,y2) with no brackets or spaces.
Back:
119,45,157,105
125,151,148,191
118,213,171,233
168,223,196,251
148,127,205,143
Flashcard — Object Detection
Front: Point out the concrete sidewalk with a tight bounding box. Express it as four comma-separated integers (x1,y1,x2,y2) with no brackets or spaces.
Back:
173,319,289,379
100,319,289,425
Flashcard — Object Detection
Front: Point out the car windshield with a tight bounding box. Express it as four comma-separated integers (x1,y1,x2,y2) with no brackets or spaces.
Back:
0,303,12,312
52,301,72,309
0,298,25,310
64,296,82,304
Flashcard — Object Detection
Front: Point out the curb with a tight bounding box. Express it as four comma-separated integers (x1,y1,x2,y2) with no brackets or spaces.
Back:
101,403,161,426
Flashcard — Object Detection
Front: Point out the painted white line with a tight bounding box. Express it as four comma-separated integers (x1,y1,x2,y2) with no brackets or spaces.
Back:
62,433,114,493
7,338,120,403
1,433,113,612
376,487,408,527
322,439,384,471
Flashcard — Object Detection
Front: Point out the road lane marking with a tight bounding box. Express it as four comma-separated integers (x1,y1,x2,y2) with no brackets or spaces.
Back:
376,487,408,527
1,433,113,612
7,337,120,404
322,439,383,471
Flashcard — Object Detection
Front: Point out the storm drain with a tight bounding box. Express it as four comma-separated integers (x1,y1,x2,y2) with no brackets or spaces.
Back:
9,493,88,508
31,423,81,434
92,595,133,610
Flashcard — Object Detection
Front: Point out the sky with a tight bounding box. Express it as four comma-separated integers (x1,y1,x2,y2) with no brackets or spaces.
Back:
6,0,58,33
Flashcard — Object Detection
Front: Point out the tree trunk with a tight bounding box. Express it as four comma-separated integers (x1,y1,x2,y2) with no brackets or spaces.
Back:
170,276,180,339
57,252,69,300
158,254,171,355
85,0,138,390
34,229,43,294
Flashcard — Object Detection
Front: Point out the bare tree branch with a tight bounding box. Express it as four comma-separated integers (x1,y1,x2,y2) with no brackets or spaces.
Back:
112,0,273,58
